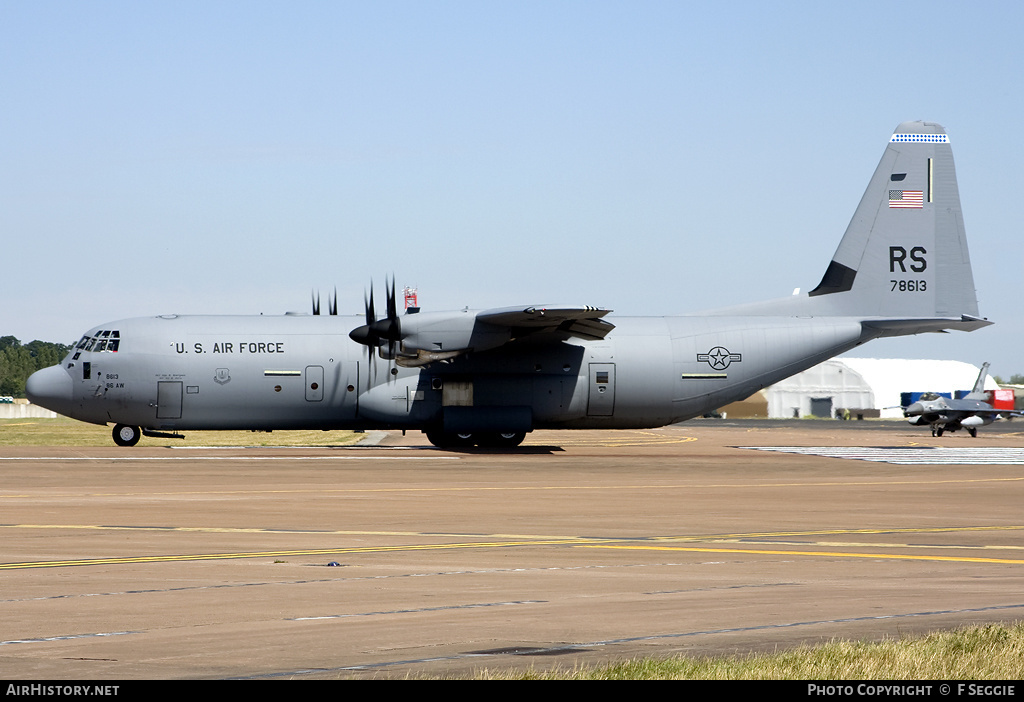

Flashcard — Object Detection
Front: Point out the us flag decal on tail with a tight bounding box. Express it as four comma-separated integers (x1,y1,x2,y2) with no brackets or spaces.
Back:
889,190,923,208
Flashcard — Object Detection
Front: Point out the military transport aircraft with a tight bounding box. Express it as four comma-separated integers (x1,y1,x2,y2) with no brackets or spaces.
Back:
27,121,992,448
905,363,1022,437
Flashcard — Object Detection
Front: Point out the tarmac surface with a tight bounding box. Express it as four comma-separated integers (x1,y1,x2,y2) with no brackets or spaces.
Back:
3,419,1024,679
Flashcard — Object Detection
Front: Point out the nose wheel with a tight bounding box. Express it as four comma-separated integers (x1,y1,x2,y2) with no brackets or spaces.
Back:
113,424,141,447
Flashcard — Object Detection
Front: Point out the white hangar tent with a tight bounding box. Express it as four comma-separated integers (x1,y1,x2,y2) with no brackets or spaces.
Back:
761,358,997,419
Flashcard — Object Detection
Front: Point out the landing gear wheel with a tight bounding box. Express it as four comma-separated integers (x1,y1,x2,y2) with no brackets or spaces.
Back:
968,427,977,437
113,424,141,447
936,426,944,437
424,430,476,448
452,432,476,447
476,431,526,448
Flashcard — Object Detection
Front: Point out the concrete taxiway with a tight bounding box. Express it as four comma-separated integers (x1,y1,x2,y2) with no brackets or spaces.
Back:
2,420,1024,679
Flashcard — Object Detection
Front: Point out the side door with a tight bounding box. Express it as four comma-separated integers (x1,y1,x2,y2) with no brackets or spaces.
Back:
587,363,616,416
305,365,324,402
156,381,183,419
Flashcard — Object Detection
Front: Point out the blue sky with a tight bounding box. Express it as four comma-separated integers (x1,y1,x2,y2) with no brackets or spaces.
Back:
3,1,1022,377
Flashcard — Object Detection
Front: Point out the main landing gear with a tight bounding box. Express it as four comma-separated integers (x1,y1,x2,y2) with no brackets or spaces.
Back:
931,425,978,438
424,429,526,449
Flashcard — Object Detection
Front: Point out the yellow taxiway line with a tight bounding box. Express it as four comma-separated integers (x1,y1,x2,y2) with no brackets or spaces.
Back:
6,522,1024,569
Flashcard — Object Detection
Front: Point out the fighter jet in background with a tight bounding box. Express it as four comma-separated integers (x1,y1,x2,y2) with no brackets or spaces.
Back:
905,362,1022,437
27,121,991,448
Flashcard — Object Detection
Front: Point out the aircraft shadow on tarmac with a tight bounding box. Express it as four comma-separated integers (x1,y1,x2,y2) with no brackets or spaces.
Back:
424,445,565,454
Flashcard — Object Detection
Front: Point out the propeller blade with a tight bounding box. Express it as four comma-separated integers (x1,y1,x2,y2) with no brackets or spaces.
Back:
386,276,398,320
347,278,406,383
387,277,399,357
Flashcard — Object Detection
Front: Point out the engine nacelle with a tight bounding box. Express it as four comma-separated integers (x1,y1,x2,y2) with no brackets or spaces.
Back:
397,311,511,354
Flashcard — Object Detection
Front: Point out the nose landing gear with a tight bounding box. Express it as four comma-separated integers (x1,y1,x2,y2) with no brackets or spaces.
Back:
113,424,142,447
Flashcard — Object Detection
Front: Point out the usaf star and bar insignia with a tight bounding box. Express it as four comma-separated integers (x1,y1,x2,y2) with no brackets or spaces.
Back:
681,347,743,380
697,346,742,370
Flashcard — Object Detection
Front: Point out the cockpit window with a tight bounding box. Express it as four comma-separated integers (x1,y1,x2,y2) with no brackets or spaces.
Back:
78,330,121,352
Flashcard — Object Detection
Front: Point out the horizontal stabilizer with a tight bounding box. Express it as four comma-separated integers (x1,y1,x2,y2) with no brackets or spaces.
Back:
861,314,993,337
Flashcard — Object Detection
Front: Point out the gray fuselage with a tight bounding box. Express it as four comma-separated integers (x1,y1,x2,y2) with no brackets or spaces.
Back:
34,312,870,433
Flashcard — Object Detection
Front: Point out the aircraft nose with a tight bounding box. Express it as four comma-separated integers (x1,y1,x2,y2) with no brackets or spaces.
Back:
904,402,923,417
26,365,74,415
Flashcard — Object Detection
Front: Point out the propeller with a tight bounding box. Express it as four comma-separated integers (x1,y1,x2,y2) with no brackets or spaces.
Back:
348,286,379,361
370,277,402,359
312,288,339,316
349,278,403,379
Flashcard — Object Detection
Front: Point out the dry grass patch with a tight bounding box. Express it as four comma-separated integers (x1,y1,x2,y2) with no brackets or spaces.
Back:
0,417,361,447
478,624,1024,680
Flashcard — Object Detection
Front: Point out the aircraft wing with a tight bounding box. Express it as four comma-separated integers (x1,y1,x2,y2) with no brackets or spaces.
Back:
369,305,615,367
477,305,615,341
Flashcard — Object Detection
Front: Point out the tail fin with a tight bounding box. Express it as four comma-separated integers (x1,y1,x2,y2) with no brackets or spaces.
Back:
965,361,991,399
807,121,988,332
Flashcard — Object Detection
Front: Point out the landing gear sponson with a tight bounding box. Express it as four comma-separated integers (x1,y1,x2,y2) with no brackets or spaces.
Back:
424,430,526,448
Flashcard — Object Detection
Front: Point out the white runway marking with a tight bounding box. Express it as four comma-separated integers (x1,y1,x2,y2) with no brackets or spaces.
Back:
741,446,1024,465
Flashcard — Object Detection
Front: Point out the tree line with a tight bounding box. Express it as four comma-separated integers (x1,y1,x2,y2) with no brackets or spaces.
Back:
0,336,71,397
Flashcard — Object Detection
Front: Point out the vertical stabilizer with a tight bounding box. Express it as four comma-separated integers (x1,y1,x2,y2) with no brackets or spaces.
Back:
807,121,982,324
966,361,991,399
